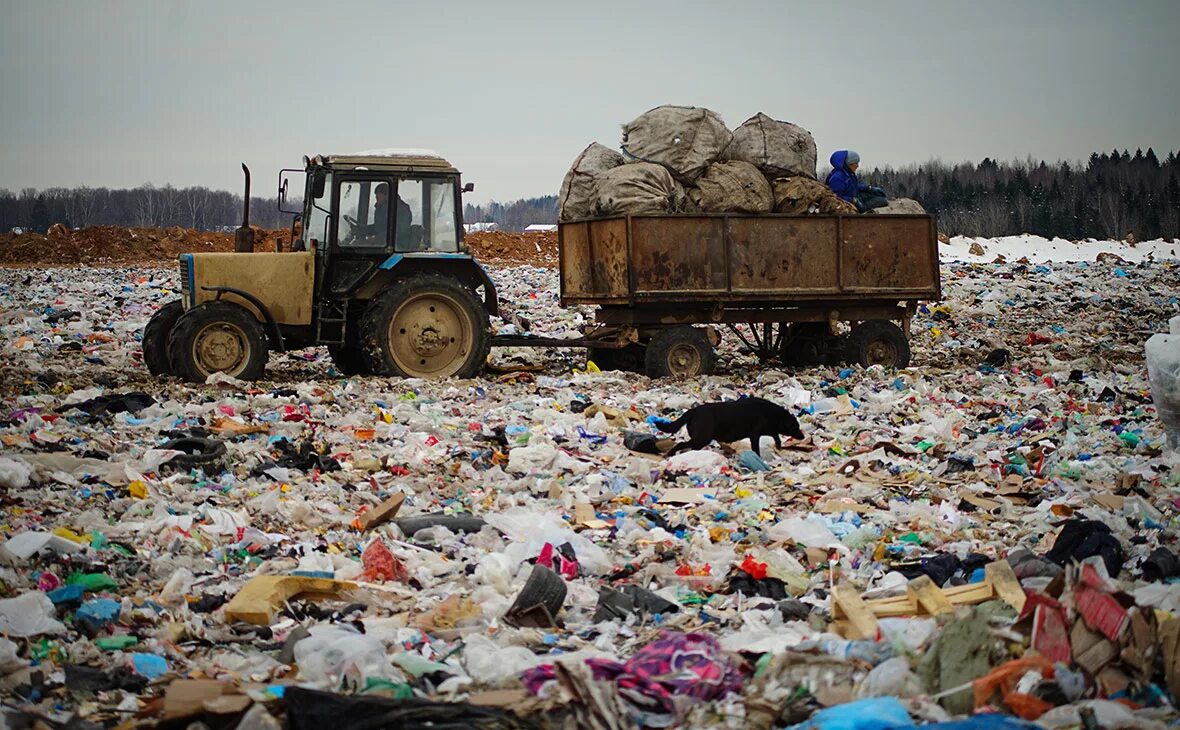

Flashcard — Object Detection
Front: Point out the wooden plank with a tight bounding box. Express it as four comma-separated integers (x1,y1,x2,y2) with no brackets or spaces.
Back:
832,584,879,640
907,575,955,615
986,560,1027,614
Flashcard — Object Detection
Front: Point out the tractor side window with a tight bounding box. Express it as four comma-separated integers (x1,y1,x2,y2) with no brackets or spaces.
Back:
427,181,458,252
393,178,458,253
337,180,390,248
394,179,422,252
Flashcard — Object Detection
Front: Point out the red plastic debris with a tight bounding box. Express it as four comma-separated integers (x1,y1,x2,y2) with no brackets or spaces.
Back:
361,539,409,583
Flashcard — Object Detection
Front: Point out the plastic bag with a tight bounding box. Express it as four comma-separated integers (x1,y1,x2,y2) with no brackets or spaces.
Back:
767,516,845,551
857,657,924,698
1146,334,1180,448
0,591,67,636
293,625,397,688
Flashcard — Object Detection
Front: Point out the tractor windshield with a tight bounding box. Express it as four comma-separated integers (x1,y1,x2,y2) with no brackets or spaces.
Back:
394,177,459,253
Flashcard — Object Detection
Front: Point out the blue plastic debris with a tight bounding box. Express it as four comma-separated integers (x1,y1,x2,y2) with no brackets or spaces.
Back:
737,450,770,472
131,653,169,679
784,696,914,729
76,598,122,625
47,585,85,605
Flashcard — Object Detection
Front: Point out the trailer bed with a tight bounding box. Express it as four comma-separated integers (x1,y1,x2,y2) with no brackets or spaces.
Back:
559,214,940,307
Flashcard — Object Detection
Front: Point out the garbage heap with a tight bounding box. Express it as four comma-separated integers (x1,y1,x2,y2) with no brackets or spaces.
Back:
1,253,1179,730
559,105,925,221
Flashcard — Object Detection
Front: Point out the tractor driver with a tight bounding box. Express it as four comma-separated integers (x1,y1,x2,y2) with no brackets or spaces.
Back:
370,183,413,248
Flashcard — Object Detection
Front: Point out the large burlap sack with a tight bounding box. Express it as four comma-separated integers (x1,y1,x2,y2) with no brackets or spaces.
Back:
689,161,773,213
772,177,856,215
559,143,625,221
868,198,927,214
620,105,732,183
724,113,817,179
593,162,689,216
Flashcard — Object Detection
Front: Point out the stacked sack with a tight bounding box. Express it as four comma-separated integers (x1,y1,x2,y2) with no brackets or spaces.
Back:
559,105,923,221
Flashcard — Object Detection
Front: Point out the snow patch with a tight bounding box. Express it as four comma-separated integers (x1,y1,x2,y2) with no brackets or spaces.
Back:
941,235,1179,263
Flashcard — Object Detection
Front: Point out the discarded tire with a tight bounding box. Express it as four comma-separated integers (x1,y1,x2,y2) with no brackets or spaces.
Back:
158,437,227,476
505,564,567,628
395,513,487,538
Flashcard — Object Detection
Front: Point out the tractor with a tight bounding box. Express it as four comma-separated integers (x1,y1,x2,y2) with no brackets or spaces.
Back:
142,151,497,382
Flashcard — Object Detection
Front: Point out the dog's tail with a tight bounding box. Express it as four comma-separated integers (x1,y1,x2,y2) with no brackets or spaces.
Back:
654,414,688,434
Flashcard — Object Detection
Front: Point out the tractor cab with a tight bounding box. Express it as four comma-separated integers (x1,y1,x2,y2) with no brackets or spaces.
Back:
293,151,468,256
143,151,496,383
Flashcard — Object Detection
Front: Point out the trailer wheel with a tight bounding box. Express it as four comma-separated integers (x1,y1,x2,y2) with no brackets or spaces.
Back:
142,300,184,376
781,322,831,367
847,320,911,369
166,301,269,383
361,275,490,379
327,344,370,376
645,326,716,378
588,344,644,372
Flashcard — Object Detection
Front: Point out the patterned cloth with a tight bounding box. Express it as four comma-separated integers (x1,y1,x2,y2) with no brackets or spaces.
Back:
523,631,744,726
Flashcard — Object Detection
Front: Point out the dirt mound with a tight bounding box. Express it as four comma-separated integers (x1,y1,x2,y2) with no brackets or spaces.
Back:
466,230,558,267
0,226,559,268
0,226,289,266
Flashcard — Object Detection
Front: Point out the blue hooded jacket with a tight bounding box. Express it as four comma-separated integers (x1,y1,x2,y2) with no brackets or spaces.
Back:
825,150,868,202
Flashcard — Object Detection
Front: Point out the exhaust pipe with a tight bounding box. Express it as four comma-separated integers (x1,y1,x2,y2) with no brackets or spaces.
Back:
235,163,255,253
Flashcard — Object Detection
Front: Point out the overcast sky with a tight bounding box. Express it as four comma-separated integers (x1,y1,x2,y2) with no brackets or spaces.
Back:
1,0,1177,204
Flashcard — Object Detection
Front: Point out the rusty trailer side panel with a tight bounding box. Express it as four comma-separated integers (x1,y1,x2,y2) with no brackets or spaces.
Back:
559,214,940,306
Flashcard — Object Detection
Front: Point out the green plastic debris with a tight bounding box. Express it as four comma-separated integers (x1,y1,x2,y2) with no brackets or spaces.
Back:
362,677,414,698
899,532,925,545
90,532,108,550
95,635,139,651
391,653,452,678
67,572,118,592
916,440,935,452
1119,431,1141,447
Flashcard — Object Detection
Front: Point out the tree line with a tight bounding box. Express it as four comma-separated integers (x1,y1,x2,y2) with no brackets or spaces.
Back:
0,185,293,234
4,148,1179,239
864,148,1180,239
463,195,558,232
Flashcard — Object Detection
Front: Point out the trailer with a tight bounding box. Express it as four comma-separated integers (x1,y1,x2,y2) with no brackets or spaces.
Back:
541,213,941,377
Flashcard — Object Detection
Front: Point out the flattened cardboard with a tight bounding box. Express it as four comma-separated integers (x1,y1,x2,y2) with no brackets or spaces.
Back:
658,487,717,504
358,491,405,531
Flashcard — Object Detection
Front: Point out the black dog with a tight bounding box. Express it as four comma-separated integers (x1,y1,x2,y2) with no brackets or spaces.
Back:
655,397,805,457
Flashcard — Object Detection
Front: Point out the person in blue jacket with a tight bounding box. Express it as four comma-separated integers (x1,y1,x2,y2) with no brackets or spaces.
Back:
825,150,888,212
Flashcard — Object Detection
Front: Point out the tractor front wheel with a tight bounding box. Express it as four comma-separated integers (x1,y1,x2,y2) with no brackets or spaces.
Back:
166,301,269,383
360,275,490,379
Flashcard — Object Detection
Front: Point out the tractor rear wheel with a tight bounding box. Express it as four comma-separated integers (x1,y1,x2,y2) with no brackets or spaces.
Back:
166,301,269,383
846,320,911,369
143,300,183,376
645,326,716,378
328,344,370,376
360,275,489,379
